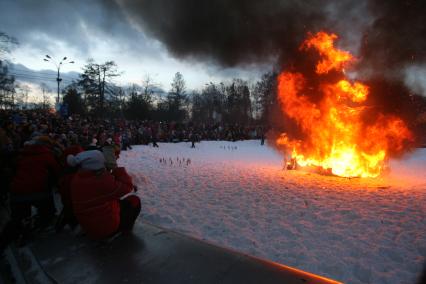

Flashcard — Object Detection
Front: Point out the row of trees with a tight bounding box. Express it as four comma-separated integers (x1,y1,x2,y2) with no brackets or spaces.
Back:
0,32,46,110
0,62,52,110
0,31,278,124
191,75,276,125
63,59,278,125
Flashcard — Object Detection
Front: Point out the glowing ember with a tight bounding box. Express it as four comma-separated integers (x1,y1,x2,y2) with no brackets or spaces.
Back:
276,31,413,178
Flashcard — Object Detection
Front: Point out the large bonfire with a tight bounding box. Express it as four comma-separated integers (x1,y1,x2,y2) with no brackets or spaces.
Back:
276,32,413,178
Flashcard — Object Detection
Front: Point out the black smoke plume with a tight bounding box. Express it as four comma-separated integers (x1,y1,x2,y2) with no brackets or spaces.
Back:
118,0,426,143
118,0,338,66
358,0,426,78
119,0,426,71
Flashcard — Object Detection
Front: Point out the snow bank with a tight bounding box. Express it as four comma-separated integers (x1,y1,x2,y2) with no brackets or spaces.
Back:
119,140,426,284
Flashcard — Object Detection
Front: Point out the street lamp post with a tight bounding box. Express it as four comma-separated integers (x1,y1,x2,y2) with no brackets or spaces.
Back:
43,55,74,106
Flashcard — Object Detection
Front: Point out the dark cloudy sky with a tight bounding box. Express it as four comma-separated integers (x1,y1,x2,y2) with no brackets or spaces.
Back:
0,0,267,90
1,0,425,94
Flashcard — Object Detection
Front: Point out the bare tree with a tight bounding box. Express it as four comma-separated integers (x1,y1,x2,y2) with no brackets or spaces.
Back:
167,72,188,121
40,83,51,109
20,84,30,109
141,74,159,104
79,59,121,116
0,32,17,109
0,61,16,109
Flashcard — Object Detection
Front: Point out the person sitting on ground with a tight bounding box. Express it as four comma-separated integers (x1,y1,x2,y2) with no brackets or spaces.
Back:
68,150,141,240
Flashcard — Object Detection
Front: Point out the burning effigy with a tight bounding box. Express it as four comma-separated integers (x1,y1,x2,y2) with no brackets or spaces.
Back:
275,32,414,178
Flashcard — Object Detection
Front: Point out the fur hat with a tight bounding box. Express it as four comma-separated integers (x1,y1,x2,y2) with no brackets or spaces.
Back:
67,150,105,170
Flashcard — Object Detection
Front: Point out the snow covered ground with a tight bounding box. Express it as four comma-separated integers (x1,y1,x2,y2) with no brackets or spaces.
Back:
118,140,426,284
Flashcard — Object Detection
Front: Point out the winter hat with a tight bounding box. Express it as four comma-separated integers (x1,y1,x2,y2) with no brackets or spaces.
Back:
67,150,105,170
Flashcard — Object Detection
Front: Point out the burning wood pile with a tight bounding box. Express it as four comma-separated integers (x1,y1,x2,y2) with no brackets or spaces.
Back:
275,32,413,178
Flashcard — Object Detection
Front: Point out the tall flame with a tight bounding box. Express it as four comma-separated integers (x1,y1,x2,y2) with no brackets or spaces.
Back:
276,32,413,178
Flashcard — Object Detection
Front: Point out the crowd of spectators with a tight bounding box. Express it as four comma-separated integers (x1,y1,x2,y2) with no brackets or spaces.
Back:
1,110,265,152
0,109,266,263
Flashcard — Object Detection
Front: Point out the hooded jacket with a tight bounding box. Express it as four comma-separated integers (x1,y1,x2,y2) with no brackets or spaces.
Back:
11,144,60,196
70,167,133,239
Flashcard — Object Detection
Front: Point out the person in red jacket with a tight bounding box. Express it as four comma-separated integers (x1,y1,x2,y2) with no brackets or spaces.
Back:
10,136,61,234
68,150,141,240
56,135,84,232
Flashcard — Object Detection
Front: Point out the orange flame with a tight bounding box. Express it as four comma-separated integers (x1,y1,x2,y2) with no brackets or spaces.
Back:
301,32,353,74
276,32,413,178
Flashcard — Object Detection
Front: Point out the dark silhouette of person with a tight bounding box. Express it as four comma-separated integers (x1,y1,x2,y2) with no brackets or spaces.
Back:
190,131,196,148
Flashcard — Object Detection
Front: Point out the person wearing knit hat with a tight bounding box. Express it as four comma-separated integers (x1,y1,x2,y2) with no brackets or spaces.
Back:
67,150,105,171
69,151,141,240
